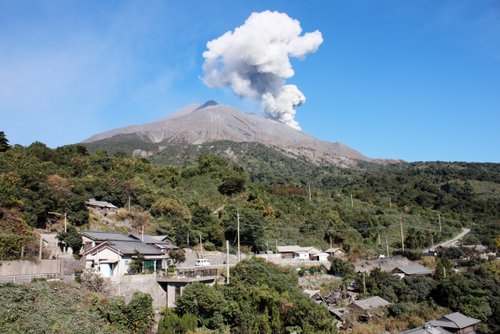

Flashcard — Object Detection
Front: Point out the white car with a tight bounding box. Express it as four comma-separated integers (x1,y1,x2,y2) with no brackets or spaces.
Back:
195,259,210,266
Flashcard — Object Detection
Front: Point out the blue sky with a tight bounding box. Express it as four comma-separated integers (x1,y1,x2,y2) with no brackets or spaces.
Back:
1,0,499,162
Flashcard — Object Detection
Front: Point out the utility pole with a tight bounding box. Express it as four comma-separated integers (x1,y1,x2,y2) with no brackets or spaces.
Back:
400,215,405,252
64,212,67,233
308,183,312,202
329,235,333,249
378,232,381,245
385,235,389,257
141,225,144,242
438,212,442,234
187,232,189,247
199,233,203,253
128,195,131,211
275,239,278,254
226,240,230,284
237,210,241,262
363,271,367,294
350,193,354,208
39,234,43,260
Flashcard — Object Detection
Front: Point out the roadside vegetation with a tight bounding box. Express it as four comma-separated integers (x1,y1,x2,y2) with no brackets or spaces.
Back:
158,257,337,334
0,279,153,334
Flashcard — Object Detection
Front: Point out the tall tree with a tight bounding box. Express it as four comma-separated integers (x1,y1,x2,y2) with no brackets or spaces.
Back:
0,131,10,152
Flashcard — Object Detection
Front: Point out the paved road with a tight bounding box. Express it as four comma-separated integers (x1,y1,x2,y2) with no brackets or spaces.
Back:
177,249,239,269
425,228,471,252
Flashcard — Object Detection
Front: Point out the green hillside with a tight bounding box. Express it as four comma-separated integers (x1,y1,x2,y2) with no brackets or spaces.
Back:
1,135,498,259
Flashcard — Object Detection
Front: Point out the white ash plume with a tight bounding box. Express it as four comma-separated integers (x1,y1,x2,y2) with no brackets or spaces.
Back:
202,10,323,130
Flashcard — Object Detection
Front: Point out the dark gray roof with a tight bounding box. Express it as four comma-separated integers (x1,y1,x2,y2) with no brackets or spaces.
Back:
442,312,480,329
81,231,135,242
402,312,480,334
108,241,164,255
352,296,391,310
393,264,434,275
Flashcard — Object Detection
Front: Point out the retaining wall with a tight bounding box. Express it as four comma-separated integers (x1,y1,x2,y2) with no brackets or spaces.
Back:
0,259,62,276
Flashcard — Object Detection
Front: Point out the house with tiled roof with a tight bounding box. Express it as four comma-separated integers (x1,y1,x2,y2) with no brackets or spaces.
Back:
80,230,174,280
400,312,480,334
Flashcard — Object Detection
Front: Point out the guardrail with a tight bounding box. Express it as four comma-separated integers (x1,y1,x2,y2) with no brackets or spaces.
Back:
0,273,60,283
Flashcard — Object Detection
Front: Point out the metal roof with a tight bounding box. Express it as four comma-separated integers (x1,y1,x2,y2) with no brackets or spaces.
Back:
85,198,117,209
277,245,318,253
352,296,391,310
81,231,135,242
393,264,434,275
129,233,172,245
402,312,479,334
303,289,321,298
443,312,480,329
325,247,345,253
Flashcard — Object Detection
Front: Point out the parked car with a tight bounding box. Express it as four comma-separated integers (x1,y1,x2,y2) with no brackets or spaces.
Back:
195,259,210,266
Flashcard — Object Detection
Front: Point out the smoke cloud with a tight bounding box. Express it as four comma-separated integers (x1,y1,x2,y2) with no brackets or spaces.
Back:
202,10,323,130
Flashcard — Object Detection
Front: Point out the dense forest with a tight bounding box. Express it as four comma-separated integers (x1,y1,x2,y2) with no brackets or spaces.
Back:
0,132,499,259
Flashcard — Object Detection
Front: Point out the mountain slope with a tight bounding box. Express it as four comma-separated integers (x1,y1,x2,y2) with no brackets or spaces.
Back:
83,101,371,166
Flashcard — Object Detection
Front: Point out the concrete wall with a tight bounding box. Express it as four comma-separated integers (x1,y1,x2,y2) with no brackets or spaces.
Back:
107,274,167,309
0,260,62,276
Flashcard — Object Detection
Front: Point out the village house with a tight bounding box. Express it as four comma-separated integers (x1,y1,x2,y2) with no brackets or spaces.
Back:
85,198,118,215
325,247,347,259
391,263,434,278
276,245,329,262
80,230,176,280
400,312,481,334
308,248,330,262
83,240,168,280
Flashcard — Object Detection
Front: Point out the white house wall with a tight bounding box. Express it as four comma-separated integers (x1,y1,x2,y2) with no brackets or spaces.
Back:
85,248,131,281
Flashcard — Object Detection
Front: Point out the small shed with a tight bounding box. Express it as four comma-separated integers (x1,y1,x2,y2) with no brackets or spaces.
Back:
349,296,391,313
308,249,330,261
303,289,324,304
325,247,347,259
85,199,118,214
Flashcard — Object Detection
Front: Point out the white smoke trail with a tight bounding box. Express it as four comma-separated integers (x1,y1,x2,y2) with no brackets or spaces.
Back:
202,10,323,130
